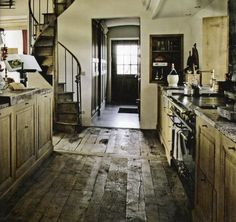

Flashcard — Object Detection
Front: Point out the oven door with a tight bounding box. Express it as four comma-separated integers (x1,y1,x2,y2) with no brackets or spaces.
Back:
170,110,195,204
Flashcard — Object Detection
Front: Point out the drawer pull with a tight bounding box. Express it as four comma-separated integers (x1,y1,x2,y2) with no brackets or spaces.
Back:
228,147,236,151
202,125,208,128
25,125,29,129
44,95,47,98
25,102,29,105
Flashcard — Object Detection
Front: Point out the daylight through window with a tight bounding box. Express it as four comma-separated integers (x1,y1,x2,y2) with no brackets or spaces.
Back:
116,44,138,75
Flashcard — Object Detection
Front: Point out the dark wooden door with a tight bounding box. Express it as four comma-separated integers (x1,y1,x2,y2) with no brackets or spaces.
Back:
111,40,139,105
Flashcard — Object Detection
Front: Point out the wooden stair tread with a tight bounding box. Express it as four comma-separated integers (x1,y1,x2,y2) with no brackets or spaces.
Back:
57,101,78,104
57,111,78,114
56,121,78,126
57,92,74,94
35,44,54,47
55,2,67,5
42,12,55,15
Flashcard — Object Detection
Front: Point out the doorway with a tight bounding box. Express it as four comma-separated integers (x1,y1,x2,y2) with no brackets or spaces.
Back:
91,18,141,129
111,40,139,105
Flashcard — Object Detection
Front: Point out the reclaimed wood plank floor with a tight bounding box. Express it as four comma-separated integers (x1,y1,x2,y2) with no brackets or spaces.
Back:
0,127,191,222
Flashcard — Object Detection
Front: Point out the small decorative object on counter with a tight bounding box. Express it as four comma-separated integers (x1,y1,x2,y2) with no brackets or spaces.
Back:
167,63,179,87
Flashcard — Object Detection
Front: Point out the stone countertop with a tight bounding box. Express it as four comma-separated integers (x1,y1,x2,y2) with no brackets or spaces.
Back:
0,88,52,108
195,109,236,142
159,85,236,143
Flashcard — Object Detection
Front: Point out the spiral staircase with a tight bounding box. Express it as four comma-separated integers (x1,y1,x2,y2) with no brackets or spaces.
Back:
29,0,82,133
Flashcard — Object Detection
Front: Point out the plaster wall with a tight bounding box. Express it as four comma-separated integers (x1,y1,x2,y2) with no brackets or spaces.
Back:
58,0,227,129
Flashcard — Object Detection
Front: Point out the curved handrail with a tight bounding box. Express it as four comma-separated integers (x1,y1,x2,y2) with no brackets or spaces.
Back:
28,0,40,25
58,41,82,75
58,40,82,125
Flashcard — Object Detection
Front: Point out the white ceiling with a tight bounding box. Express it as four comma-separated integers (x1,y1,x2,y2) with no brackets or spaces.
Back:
104,18,140,27
102,0,216,28
0,0,216,24
142,0,215,18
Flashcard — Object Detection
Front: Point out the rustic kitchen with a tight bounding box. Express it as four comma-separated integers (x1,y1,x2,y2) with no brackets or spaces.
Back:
0,0,235,221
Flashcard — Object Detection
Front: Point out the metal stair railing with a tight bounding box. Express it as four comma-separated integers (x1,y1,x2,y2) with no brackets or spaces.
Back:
58,41,82,126
28,0,54,52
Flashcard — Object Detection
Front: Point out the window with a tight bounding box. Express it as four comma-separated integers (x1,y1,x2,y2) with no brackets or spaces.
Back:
116,44,138,75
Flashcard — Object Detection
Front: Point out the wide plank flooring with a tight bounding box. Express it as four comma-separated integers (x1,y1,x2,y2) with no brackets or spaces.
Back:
0,127,191,222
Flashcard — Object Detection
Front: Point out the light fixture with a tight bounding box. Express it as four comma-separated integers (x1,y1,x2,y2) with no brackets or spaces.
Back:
0,0,15,9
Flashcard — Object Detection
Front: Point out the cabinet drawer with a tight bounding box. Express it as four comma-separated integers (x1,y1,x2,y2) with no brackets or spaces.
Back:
14,98,35,112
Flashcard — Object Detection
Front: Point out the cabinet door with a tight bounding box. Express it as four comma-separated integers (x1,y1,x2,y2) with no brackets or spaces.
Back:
15,100,36,178
220,136,236,222
0,107,14,195
160,95,172,165
198,123,215,184
194,117,217,222
202,16,228,84
37,93,53,158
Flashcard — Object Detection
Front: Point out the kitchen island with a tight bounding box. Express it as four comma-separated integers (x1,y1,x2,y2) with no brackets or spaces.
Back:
157,85,236,222
0,88,53,198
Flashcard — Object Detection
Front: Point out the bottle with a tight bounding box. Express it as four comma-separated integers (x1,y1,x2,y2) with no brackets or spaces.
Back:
167,63,179,87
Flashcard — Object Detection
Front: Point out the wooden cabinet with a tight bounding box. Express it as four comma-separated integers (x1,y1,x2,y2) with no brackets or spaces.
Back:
0,90,53,198
0,107,14,196
158,91,173,165
194,116,236,222
14,99,36,178
150,34,183,83
218,135,236,222
202,16,228,85
194,117,217,222
37,92,53,158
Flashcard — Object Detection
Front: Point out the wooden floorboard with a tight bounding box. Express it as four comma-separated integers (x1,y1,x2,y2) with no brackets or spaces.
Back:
0,127,192,222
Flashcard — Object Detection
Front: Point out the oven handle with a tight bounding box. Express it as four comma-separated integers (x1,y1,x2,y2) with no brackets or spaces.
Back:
168,114,189,131
171,110,193,133
169,98,188,114
179,131,188,141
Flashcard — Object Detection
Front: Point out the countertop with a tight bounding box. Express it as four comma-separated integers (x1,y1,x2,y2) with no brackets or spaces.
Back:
0,88,52,109
195,108,236,142
160,85,236,143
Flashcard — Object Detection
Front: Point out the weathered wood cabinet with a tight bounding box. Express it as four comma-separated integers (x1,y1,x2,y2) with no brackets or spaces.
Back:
0,90,53,198
219,134,236,222
194,117,217,222
15,99,36,178
158,89,173,165
37,92,53,158
0,107,14,196
202,16,228,84
194,116,236,222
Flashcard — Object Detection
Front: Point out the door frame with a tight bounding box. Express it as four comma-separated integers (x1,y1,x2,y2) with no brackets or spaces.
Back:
108,37,140,104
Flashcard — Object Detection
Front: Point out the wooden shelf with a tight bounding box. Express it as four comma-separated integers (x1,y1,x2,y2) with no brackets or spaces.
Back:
150,34,183,83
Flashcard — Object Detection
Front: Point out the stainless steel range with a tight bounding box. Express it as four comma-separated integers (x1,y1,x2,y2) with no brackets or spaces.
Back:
168,97,196,205
168,93,232,205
